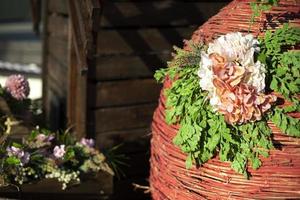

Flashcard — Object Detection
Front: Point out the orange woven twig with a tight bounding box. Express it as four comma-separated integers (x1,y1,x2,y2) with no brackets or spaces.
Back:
150,0,300,199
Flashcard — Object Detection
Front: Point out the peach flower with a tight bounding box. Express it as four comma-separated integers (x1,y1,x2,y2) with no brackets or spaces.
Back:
213,79,276,124
198,33,276,124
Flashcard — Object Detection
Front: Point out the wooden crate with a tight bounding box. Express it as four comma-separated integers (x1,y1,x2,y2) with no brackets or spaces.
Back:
0,172,113,200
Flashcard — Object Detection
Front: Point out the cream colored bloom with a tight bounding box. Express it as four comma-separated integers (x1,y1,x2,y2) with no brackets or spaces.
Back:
198,32,275,124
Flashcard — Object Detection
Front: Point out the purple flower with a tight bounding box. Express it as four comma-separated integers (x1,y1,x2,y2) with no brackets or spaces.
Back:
21,152,30,164
53,145,65,158
36,134,54,143
6,146,30,165
80,138,95,148
5,74,30,100
7,146,24,157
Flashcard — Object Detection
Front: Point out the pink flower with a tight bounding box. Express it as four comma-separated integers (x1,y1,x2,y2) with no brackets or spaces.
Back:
36,134,54,143
53,145,65,158
210,53,245,88
213,80,277,124
80,138,95,148
5,74,30,100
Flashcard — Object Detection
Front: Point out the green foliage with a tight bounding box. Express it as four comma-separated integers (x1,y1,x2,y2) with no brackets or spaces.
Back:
5,156,21,165
260,24,300,138
1,128,114,189
271,108,300,137
259,25,300,99
154,43,274,177
55,130,76,146
103,144,129,179
250,0,279,27
153,24,300,177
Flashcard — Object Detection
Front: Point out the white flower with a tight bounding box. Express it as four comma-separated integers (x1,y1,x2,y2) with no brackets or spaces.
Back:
53,145,66,158
207,32,259,63
198,32,266,111
245,60,266,92
198,52,214,93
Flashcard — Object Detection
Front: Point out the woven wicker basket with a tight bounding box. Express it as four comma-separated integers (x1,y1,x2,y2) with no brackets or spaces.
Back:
150,0,300,199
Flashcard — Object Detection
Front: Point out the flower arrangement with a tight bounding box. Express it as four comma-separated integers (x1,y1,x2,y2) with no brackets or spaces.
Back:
1,128,113,190
198,32,277,124
155,24,300,177
0,74,114,190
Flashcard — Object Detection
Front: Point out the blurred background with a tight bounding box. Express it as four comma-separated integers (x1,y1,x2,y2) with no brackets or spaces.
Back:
0,0,42,100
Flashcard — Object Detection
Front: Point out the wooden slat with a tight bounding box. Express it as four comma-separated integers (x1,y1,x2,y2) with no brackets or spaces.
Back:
42,0,50,126
85,0,102,31
0,172,112,199
94,79,161,108
76,0,101,33
94,103,156,133
47,36,68,67
68,0,87,67
48,0,68,15
95,54,170,80
76,0,92,43
100,1,228,27
96,127,150,149
47,14,69,39
67,24,89,138
68,0,95,67
47,79,65,99
47,54,68,93
96,27,196,55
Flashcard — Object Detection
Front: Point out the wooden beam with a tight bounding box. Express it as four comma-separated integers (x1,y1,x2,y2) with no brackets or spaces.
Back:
96,27,195,55
94,103,156,133
94,54,170,81
93,79,161,108
42,0,50,124
48,0,68,15
100,1,228,27
47,14,69,40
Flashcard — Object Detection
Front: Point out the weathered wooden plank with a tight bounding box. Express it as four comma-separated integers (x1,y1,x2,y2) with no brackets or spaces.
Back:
94,103,156,133
94,79,161,108
47,14,69,39
76,0,101,33
0,172,113,200
100,1,228,27
47,36,68,67
68,0,93,67
68,31,88,138
85,0,102,31
47,54,68,94
96,127,150,149
96,27,196,55
48,0,68,15
95,54,170,80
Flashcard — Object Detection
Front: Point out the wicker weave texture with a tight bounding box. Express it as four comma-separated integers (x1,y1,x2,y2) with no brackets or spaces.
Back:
150,0,300,199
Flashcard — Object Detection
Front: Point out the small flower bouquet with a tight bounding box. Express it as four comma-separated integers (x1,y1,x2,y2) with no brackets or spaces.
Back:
0,74,114,191
1,129,113,190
